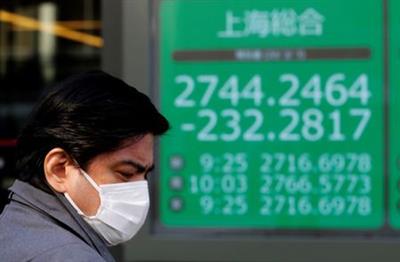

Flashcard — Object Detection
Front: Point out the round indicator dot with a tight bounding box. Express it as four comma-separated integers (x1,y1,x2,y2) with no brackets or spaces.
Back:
169,155,184,171
169,176,184,191
268,132,276,141
170,197,184,212
267,97,276,106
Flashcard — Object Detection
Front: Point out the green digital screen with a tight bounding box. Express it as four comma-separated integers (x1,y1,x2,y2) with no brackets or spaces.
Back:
154,0,398,232
389,0,400,229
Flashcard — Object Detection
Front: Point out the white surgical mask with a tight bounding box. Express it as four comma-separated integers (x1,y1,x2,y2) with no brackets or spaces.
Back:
64,168,150,246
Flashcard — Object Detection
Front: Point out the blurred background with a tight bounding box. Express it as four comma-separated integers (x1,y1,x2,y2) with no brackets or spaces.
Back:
1,0,400,261
0,0,101,206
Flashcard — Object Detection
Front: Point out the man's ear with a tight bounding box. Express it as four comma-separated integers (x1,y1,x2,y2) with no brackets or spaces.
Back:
44,148,73,193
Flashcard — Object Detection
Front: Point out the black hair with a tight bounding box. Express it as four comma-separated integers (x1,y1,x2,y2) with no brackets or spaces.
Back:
16,70,169,192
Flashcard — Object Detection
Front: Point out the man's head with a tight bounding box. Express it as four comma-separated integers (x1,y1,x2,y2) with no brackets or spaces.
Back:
16,71,169,215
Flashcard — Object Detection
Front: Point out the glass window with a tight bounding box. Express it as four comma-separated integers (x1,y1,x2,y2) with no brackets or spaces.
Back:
0,0,101,202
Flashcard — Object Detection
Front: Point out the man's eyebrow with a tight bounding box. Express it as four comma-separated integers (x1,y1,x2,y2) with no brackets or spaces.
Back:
118,160,154,173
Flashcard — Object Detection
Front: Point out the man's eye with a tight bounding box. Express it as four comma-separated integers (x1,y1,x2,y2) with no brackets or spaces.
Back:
118,171,134,178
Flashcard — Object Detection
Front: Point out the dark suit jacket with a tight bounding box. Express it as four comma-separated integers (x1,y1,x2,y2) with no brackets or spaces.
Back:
0,180,115,262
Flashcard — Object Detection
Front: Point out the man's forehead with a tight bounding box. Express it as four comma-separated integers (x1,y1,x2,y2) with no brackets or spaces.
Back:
86,134,154,168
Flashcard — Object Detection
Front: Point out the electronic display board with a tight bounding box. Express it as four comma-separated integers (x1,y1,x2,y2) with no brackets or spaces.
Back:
154,0,394,233
389,0,400,229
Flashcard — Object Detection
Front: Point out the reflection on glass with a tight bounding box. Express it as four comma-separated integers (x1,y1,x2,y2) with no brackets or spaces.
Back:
0,0,101,192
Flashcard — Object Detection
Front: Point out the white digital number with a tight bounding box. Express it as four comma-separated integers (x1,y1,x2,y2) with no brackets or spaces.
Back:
221,109,241,141
241,75,264,105
190,175,214,194
348,74,371,105
198,75,218,106
325,73,348,106
218,75,240,106
197,109,265,142
277,73,371,106
300,74,322,105
279,109,300,141
200,196,214,214
350,108,371,140
197,109,218,141
243,109,264,141
329,110,345,141
174,75,195,107
279,74,300,106
199,153,214,172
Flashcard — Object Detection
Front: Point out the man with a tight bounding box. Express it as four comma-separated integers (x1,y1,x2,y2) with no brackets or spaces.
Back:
0,71,169,261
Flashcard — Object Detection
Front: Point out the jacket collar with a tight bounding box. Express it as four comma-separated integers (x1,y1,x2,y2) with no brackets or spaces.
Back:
9,180,115,262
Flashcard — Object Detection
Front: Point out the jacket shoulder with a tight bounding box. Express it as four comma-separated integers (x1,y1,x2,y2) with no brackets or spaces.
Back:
0,201,104,261
30,242,106,262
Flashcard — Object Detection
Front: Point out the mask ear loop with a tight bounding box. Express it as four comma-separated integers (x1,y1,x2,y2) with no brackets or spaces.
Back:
69,159,103,217
64,193,85,216
79,168,102,193
71,159,102,192
76,167,104,218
